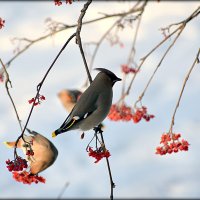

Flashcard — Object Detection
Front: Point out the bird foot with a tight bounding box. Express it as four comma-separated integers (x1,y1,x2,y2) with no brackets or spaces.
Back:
93,125,103,134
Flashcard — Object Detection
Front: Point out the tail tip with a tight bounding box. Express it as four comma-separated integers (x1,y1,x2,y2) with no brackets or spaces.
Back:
52,131,57,138
3,142,12,148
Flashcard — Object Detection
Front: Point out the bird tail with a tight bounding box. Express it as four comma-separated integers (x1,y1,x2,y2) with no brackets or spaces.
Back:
52,127,68,138
52,117,77,138
3,141,21,148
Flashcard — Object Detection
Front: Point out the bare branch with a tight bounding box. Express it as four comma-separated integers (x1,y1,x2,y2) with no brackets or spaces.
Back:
13,33,76,158
99,128,115,200
135,25,184,106
0,2,145,75
169,48,200,133
121,6,200,101
0,59,23,132
75,1,115,199
76,0,93,84
82,2,147,88
116,1,147,103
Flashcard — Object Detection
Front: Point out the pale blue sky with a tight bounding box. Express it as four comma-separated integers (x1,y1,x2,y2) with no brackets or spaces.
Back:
0,1,200,198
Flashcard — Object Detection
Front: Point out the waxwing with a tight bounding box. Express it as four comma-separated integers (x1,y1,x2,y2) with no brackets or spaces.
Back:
52,68,121,137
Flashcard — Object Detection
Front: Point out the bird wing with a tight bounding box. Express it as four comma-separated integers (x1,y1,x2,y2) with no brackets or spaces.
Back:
59,88,99,130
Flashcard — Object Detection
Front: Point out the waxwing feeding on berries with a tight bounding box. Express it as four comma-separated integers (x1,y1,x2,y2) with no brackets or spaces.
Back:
58,89,82,113
4,128,58,175
52,68,121,137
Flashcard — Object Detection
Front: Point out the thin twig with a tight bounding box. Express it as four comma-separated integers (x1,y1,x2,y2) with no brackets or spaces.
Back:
76,0,93,83
135,25,185,106
169,48,200,133
14,33,76,158
0,2,145,74
124,28,179,98
119,6,200,101
83,18,122,88
57,181,70,199
0,59,23,132
82,2,147,88
99,130,115,200
120,14,143,102
75,1,115,199
127,2,147,66
119,1,147,102
160,6,200,34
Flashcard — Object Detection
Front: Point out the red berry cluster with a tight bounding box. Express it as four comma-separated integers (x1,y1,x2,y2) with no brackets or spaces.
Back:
108,104,133,121
28,94,46,106
108,104,155,123
12,171,45,185
26,150,34,156
121,64,139,74
0,18,5,29
133,106,155,123
88,147,111,163
156,133,189,155
54,0,73,6
6,157,28,172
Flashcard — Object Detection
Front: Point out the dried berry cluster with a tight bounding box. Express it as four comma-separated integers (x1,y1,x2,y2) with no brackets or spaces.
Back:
156,133,189,155
108,104,154,123
13,171,45,185
121,64,139,74
88,147,111,163
28,94,46,106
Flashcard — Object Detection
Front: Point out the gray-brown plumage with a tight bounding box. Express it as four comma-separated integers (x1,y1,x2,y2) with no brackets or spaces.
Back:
58,89,82,113
52,68,121,137
4,129,58,174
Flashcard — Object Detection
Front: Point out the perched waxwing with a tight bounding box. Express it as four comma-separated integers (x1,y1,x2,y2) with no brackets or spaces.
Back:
4,128,58,174
52,68,121,137
58,89,82,113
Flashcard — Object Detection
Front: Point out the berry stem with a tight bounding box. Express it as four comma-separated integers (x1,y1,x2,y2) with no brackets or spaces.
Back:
96,126,115,200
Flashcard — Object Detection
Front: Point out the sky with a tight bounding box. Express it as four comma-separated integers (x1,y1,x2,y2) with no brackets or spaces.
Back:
0,1,200,198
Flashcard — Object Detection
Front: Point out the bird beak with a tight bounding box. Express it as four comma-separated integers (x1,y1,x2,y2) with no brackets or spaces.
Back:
115,77,122,82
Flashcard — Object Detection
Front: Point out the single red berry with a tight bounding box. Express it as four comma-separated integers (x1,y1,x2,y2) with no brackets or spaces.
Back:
28,98,35,104
40,95,46,100
0,18,5,29
54,0,62,6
